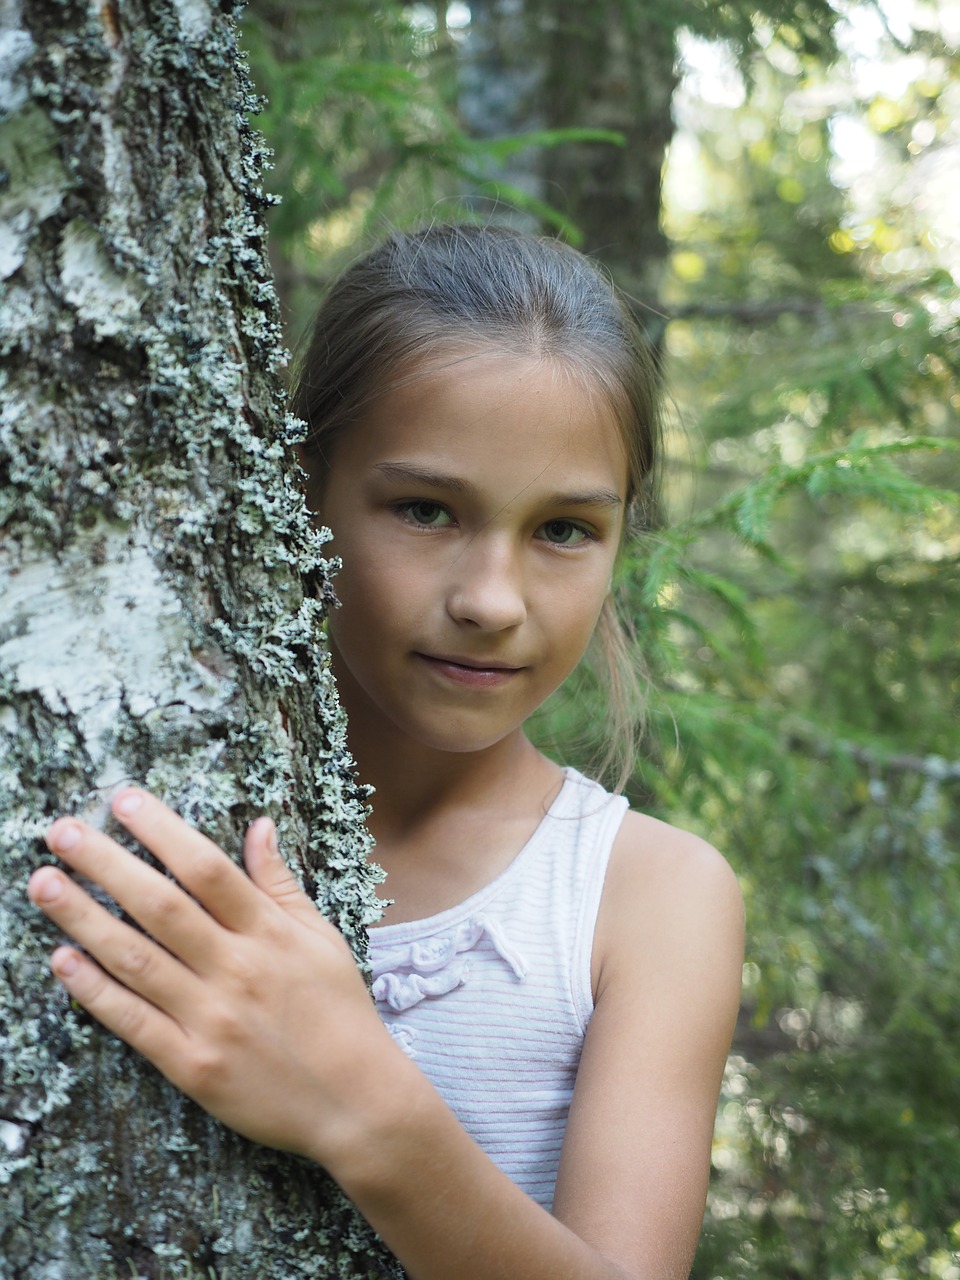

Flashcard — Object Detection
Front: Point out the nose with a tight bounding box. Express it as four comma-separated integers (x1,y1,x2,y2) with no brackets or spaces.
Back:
445,537,527,631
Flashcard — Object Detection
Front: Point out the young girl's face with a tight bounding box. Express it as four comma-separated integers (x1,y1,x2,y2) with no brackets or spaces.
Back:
318,349,628,758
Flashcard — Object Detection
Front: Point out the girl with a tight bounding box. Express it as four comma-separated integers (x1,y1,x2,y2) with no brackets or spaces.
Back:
28,225,744,1280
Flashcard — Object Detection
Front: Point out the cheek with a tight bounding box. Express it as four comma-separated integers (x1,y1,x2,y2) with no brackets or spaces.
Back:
571,560,616,625
325,523,380,603
543,578,612,672
328,545,418,638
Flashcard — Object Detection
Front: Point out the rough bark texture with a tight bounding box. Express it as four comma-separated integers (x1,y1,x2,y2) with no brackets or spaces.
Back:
0,1,398,1275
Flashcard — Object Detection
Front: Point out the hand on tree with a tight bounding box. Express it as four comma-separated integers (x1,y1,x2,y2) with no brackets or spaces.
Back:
28,790,398,1168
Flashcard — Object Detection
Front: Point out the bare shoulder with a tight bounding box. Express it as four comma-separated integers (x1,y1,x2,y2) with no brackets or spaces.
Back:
593,808,745,999
611,807,742,902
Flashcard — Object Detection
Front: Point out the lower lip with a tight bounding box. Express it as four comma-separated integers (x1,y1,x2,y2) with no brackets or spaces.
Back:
418,655,521,688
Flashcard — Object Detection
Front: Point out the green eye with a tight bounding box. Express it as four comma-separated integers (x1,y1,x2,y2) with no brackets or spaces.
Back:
539,520,590,546
399,501,452,528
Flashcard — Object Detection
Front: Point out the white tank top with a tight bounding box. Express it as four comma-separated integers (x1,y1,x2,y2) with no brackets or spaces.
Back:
367,768,629,1210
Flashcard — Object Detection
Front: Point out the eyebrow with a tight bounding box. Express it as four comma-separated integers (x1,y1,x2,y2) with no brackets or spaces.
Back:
374,462,472,494
372,461,623,509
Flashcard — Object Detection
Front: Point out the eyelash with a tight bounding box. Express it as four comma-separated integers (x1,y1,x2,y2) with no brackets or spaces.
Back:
537,520,594,547
395,500,452,530
394,502,596,547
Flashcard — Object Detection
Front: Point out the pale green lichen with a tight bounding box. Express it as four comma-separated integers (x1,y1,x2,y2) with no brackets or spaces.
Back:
0,104,69,277
0,3,396,1276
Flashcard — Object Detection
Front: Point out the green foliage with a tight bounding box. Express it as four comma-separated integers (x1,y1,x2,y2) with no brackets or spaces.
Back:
677,0,840,63
645,21,960,1277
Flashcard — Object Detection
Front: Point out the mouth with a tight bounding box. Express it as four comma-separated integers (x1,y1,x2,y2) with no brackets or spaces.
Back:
426,653,522,671
416,653,524,686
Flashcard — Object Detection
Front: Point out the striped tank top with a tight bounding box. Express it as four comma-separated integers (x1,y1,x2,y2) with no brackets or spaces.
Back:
367,767,629,1210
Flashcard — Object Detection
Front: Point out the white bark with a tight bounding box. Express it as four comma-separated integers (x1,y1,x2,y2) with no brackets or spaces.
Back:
0,1,396,1274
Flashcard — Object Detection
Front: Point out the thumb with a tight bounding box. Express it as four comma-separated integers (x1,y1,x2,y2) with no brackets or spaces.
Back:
244,818,320,925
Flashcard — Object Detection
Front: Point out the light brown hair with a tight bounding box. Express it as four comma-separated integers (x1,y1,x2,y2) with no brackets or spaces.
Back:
292,224,661,789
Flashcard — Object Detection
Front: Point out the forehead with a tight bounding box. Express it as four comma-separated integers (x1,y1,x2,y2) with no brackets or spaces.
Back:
333,349,629,496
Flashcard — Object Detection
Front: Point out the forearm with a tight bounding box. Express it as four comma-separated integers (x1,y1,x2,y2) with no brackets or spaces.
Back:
323,1061,636,1280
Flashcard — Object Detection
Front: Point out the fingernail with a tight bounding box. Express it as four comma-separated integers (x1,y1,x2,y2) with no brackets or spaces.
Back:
32,870,63,902
52,948,80,977
266,819,279,856
113,789,144,817
48,822,81,852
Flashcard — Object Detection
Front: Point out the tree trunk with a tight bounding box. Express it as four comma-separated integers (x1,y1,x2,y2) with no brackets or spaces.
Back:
457,1,677,340
0,2,397,1276
537,1,677,334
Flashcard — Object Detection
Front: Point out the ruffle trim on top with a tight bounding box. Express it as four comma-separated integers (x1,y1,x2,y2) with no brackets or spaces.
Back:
371,915,528,1013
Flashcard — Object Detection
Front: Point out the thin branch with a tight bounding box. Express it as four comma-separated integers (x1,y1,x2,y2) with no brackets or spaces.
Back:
667,297,834,324
784,721,960,781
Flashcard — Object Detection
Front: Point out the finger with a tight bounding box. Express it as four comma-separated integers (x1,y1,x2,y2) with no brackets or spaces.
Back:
28,866,201,1021
48,945,191,1079
43,818,222,970
242,818,322,928
109,788,264,932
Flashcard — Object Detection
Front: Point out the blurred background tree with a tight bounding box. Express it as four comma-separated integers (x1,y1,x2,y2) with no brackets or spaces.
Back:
239,3,960,1276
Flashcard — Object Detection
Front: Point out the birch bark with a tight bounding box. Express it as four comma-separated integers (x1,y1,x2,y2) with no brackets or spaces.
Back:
0,2,396,1275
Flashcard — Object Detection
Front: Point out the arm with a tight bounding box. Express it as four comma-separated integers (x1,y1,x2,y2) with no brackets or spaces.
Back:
553,812,745,1277
28,792,742,1280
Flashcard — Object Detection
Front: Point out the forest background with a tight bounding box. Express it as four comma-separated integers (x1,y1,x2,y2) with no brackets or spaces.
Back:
238,2,959,1278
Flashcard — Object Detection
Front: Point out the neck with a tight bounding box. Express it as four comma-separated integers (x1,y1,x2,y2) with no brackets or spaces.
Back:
358,719,555,842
